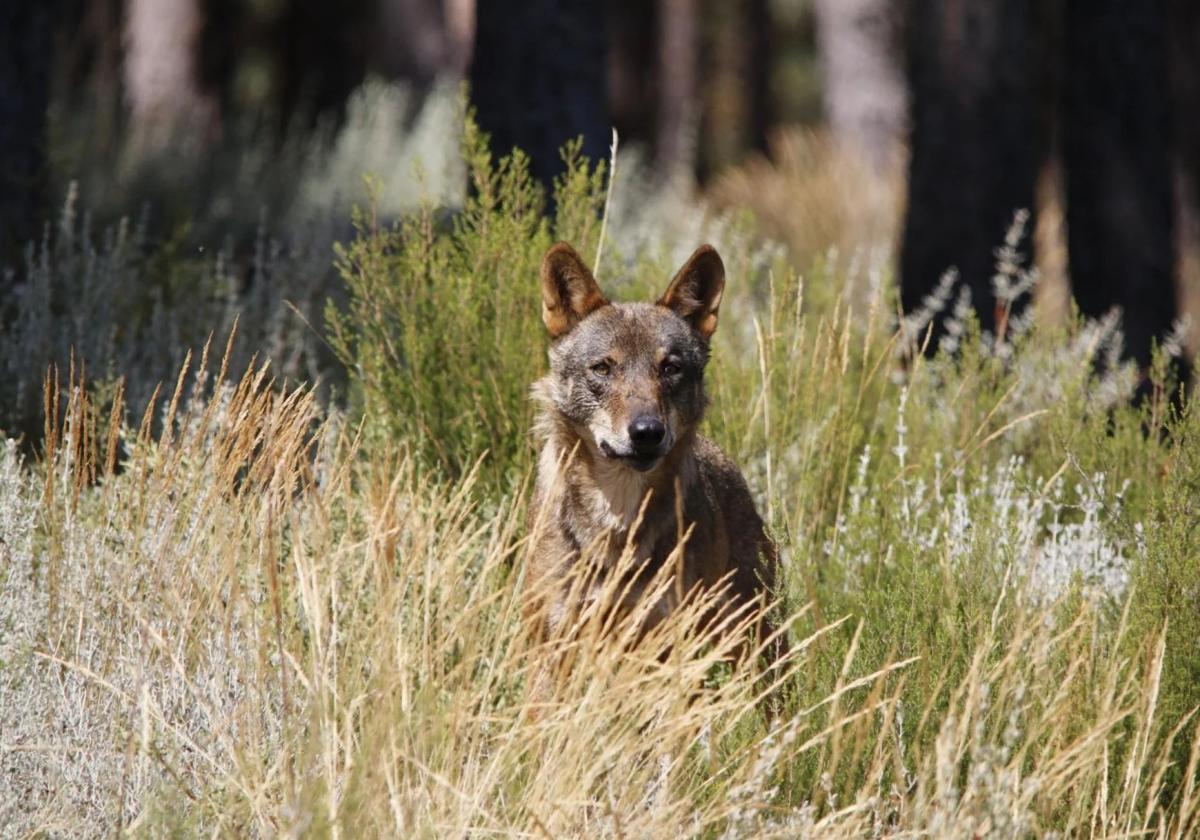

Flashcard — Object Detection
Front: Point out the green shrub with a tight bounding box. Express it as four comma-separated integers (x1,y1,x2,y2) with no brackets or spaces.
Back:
1129,397,1200,791
326,116,607,491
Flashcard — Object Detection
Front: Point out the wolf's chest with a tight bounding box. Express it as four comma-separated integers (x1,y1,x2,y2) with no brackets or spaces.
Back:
581,467,652,532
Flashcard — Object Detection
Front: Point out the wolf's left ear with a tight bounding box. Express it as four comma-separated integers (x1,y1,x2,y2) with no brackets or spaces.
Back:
541,242,609,339
658,245,725,340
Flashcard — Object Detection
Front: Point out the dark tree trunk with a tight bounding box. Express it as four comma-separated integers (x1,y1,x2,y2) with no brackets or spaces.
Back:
200,0,369,136
696,0,771,179
0,3,56,264
274,0,370,128
57,0,124,157
1062,0,1177,369
469,0,609,199
900,0,1040,336
745,0,772,158
606,0,659,154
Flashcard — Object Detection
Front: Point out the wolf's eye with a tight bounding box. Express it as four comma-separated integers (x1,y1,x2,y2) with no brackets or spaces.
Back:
661,360,682,377
590,361,612,377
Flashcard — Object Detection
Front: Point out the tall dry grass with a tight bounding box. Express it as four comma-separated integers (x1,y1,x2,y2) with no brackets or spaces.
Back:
2,317,1197,837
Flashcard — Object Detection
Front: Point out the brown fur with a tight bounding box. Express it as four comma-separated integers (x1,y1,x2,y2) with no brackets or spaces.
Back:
525,242,782,692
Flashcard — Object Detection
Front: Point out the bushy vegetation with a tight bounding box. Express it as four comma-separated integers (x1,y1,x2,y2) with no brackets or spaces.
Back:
326,124,607,487
2,114,1199,837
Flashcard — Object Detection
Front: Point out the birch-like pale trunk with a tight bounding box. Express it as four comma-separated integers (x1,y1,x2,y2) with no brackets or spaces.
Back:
123,0,217,155
813,0,906,173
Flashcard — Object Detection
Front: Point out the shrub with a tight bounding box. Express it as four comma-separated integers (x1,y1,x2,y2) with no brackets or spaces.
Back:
1129,397,1200,792
326,116,607,491
0,185,341,445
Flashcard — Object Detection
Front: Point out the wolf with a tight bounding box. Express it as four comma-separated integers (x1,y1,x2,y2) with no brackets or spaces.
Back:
524,240,783,683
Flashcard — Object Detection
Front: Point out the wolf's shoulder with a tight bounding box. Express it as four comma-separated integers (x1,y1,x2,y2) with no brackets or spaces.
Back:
692,435,754,501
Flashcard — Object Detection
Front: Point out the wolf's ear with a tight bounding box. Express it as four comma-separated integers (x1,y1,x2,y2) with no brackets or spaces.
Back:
658,245,725,340
541,242,609,339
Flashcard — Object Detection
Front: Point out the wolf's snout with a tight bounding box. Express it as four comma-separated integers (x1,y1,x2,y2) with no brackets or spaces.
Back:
629,416,666,450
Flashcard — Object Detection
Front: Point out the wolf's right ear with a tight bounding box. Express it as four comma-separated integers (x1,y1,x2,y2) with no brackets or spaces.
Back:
541,242,609,339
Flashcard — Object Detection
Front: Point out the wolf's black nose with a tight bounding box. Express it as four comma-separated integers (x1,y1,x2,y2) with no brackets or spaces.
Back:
629,416,666,449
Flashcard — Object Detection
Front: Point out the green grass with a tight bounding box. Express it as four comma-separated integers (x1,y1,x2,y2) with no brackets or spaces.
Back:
2,116,1199,837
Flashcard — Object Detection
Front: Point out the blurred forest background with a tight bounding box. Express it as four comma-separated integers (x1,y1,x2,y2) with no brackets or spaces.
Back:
2,0,1199,431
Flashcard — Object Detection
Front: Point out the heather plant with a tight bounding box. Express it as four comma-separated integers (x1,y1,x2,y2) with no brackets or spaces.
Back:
2,112,1200,837
0,187,340,445
1,81,470,445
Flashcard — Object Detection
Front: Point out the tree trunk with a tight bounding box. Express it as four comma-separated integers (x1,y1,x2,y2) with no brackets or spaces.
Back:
57,0,124,157
124,0,218,155
0,3,55,263
697,0,771,179
656,0,698,181
443,0,476,77
469,0,609,199
899,0,1039,336
1062,0,1178,370
1168,0,1200,363
274,0,370,128
376,0,452,85
372,0,472,126
374,0,473,81
606,0,658,153
813,0,905,172
745,0,771,157
1168,0,1200,217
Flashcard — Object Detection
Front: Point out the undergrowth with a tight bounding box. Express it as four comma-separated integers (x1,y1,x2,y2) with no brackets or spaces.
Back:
2,113,1199,837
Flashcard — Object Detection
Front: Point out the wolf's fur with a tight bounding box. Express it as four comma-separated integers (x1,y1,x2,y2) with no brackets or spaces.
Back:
525,241,782,681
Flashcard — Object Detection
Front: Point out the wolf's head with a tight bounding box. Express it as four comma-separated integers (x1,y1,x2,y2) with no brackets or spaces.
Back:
536,242,725,474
